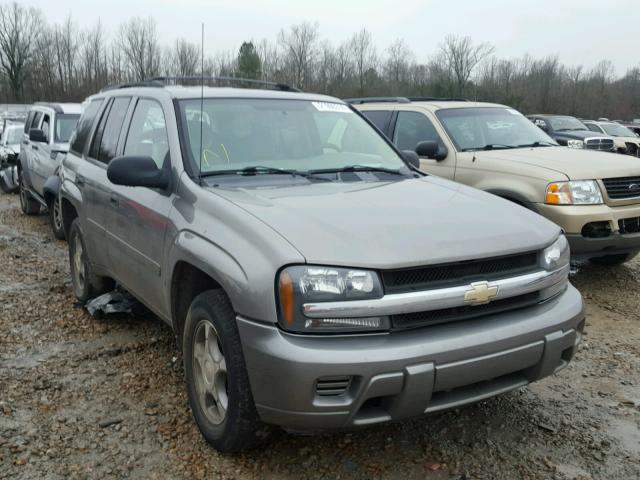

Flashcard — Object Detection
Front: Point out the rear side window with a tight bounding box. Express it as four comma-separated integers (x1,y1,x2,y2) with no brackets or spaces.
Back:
362,110,392,135
89,101,111,161
24,111,35,134
95,97,130,163
393,111,442,151
31,112,43,130
124,99,169,169
70,99,104,156
41,114,51,142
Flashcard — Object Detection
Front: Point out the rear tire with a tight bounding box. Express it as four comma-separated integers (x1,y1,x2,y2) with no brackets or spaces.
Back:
68,218,113,302
183,289,265,452
19,170,39,215
0,174,16,193
589,251,638,266
48,194,66,240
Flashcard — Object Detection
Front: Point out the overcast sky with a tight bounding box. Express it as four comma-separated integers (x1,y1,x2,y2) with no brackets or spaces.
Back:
25,0,639,75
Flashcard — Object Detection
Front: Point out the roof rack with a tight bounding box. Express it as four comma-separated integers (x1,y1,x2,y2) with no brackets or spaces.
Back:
344,97,410,104
407,96,468,102
99,76,300,93
149,76,301,92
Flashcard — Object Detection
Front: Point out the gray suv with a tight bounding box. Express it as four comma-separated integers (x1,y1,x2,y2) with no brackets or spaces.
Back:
60,78,585,452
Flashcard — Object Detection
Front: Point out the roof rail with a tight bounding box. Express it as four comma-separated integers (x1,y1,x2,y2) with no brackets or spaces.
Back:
407,96,468,102
344,97,410,105
149,76,301,92
99,80,165,92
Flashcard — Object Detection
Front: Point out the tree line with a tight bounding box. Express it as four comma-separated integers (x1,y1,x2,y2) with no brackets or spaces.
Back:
1,2,639,120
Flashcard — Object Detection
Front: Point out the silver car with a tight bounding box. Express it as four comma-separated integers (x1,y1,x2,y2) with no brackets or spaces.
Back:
60,79,585,452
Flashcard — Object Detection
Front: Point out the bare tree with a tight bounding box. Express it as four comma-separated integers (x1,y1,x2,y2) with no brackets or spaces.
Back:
80,21,109,94
0,2,44,100
118,16,161,81
170,38,200,77
384,38,413,85
439,34,494,96
349,29,377,95
278,22,319,89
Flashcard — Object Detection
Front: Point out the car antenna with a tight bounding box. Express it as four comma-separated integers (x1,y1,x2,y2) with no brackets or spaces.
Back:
198,23,204,184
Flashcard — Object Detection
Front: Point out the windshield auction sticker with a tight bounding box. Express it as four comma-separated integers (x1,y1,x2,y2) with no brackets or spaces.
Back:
312,102,352,113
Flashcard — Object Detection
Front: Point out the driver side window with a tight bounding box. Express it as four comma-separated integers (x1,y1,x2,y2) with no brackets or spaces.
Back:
124,99,169,169
393,111,443,152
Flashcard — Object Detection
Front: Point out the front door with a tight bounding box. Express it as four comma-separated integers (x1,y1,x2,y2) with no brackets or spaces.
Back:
391,110,456,179
106,98,173,311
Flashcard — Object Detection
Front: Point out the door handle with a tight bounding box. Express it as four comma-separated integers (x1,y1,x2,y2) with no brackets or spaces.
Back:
76,175,85,188
109,194,119,207
32,145,39,151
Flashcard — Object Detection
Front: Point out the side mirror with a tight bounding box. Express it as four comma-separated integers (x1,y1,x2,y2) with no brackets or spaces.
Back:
107,155,170,189
29,128,47,143
401,150,420,169
416,140,447,161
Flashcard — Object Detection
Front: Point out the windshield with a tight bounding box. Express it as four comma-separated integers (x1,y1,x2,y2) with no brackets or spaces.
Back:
3,126,23,145
435,107,557,151
177,98,406,176
54,114,80,143
547,116,588,132
602,123,636,137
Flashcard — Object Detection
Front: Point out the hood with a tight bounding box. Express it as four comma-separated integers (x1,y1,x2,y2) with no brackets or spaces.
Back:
209,177,559,269
474,146,640,181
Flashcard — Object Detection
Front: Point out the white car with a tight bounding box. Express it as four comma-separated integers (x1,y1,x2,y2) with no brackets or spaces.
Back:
582,120,640,157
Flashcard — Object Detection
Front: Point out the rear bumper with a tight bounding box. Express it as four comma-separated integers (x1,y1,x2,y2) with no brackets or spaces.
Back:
237,285,584,430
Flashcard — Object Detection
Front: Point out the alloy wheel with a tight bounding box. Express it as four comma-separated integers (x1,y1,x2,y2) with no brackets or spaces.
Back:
192,320,228,425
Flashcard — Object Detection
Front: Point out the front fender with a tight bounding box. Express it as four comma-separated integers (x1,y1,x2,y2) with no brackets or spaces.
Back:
167,231,250,331
485,188,540,212
43,175,61,203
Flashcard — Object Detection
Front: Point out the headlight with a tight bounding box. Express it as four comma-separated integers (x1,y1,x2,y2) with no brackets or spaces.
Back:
545,180,603,205
566,139,584,149
541,235,570,271
277,266,388,333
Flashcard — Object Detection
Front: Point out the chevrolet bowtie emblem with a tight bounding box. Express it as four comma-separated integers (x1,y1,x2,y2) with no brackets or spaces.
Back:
464,281,499,305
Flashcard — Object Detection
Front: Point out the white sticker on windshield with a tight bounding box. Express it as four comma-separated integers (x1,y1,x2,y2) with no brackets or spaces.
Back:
506,108,523,116
312,102,352,113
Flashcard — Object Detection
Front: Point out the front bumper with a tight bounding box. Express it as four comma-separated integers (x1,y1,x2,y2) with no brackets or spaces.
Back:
237,285,584,430
537,203,640,257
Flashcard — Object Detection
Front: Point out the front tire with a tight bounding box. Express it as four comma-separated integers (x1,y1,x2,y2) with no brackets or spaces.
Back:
48,194,66,240
68,218,113,302
19,170,39,215
183,290,264,452
589,251,638,266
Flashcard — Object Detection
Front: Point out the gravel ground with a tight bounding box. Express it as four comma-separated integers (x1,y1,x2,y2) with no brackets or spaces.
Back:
0,192,639,480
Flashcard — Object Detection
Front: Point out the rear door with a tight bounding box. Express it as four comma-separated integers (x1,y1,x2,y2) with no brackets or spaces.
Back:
106,97,173,310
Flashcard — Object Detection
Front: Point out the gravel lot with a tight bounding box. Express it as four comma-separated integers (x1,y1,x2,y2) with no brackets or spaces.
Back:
1,192,639,480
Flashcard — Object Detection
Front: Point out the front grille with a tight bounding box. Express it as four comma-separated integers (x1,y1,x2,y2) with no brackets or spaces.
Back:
585,138,614,151
602,176,640,199
381,252,539,294
619,217,640,234
315,376,352,396
391,292,541,330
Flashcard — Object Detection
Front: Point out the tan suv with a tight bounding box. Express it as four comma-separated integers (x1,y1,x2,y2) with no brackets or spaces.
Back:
352,97,640,265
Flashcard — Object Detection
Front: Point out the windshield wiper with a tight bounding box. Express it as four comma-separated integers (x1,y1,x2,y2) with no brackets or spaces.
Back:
308,165,405,176
463,144,516,152
517,141,557,148
201,165,331,181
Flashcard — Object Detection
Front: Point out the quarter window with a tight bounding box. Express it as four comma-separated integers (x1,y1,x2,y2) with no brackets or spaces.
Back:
89,100,111,161
393,111,442,151
124,99,169,169
70,99,104,156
